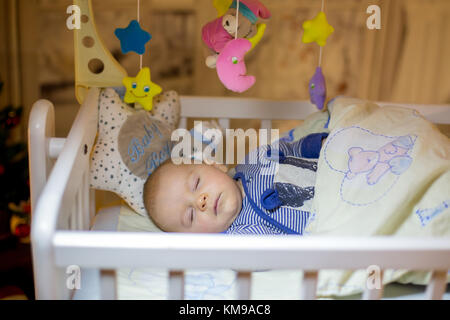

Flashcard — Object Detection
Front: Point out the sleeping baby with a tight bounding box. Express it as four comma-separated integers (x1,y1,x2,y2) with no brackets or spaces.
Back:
143,132,328,235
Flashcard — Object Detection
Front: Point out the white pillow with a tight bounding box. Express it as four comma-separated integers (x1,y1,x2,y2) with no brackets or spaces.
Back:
89,88,180,216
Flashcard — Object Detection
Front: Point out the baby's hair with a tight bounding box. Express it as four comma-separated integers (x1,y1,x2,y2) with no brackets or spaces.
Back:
143,158,174,230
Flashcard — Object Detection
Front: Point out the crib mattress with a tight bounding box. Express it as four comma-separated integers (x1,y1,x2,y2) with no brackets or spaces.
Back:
90,205,450,300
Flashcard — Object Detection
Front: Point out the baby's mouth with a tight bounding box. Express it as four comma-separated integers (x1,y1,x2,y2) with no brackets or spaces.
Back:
214,193,222,216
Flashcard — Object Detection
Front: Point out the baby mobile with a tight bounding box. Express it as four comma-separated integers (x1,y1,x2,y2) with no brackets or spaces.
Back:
202,0,272,93
114,0,162,111
301,0,334,110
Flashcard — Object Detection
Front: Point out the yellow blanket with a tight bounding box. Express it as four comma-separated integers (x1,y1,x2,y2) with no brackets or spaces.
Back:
305,97,450,297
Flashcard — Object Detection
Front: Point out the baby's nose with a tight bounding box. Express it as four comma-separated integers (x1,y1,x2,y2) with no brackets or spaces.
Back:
197,193,209,212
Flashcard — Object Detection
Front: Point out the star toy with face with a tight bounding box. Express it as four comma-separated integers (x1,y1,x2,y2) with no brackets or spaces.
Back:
123,67,162,111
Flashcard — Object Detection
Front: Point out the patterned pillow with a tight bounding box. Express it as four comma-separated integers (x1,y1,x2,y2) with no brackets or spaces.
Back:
89,88,180,216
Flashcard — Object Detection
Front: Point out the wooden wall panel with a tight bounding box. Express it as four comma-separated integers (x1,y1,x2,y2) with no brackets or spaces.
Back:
11,0,450,138
390,0,450,104
18,0,40,138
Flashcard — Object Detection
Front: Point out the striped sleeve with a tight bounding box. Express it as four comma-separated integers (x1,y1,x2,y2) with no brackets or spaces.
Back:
278,132,328,159
226,224,277,235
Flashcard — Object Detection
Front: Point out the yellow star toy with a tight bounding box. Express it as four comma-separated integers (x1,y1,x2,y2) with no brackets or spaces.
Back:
123,67,162,111
302,11,334,47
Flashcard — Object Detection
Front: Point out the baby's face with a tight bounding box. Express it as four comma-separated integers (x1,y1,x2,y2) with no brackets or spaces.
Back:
151,162,244,233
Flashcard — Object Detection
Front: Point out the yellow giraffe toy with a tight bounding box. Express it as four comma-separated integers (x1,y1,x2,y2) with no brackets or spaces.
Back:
73,0,128,104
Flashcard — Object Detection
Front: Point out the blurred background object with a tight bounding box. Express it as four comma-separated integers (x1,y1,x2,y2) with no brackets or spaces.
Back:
0,79,33,300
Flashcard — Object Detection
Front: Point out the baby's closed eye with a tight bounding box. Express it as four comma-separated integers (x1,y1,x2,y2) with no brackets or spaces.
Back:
194,177,200,191
185,207,195,227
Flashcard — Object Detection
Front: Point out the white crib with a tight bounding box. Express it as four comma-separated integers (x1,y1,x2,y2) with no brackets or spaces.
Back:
28,87,450,300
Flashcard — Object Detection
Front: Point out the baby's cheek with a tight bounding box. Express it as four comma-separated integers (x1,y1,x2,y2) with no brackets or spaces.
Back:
225,195,238,212
193,214,219,233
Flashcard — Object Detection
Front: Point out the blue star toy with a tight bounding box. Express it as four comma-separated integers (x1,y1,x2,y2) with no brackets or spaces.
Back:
115,20,152,55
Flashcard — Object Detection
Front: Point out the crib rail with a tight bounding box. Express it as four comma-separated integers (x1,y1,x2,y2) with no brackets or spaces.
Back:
179,96,318,121
28,99,57,214
30,88,99,299
179,96,450,125
52,232,450,300
52,232,450,270
29,88,450,300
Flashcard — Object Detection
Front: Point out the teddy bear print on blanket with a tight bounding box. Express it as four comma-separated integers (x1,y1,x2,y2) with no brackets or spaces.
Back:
90,88,180,216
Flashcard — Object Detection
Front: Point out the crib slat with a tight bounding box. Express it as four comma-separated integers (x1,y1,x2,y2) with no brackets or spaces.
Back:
89,189,96,229
76,188,83,231
179,117,187,129
260,119,272,130
363,286,384,300
260,120,274,144
236,272,251,300
425,270,447,300
48,137,66,159
100,269,117,300
70,200,77,230
218,118,230,130
82,172,90,230
169,270,184,300
300,271,318,300
363,269,384,300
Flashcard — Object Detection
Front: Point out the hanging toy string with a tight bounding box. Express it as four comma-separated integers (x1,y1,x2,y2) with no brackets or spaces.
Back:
235,0,240,40
138,0,143,70
318,0,325,67
301,0,333,110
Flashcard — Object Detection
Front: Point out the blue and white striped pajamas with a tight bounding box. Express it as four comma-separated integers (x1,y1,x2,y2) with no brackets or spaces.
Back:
225,132,328,235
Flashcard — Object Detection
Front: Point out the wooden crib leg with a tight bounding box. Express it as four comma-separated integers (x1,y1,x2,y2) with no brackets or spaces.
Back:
301,271,318,300
425,270,447,300
363,269,384,300
237,272,252,300
169,270,185,300
100,269,117,300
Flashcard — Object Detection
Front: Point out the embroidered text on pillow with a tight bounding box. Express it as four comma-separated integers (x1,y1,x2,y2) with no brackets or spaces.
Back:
90,88,180,216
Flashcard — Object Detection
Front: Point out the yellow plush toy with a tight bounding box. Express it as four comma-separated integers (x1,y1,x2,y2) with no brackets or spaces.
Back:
123,67,162,111
302,11,334,47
